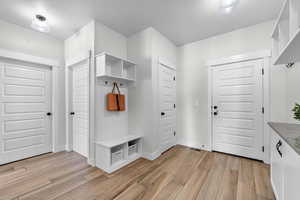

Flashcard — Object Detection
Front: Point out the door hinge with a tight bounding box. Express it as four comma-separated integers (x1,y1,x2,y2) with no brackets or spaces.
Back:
262,146,265,152
262,68,264,75
174,104,176,109
262,107,264,114
174,131,176,136
173,76,176,81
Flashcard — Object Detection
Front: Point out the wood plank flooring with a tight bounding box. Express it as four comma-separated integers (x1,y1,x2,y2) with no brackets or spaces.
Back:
0,145,275,200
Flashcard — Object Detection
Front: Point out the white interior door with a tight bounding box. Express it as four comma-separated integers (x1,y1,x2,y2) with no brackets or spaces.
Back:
71,60,89,158
0,59,52,165
212,59,263,160
159,64,176,153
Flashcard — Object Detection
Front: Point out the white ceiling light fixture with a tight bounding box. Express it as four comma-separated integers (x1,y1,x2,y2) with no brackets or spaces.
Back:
31,14,50,33
220,0,239,13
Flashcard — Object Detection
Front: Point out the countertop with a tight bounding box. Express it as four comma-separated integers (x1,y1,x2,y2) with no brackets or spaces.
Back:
268,122,300,156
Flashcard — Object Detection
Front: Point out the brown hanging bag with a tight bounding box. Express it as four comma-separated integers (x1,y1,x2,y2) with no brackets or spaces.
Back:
107,82,125,111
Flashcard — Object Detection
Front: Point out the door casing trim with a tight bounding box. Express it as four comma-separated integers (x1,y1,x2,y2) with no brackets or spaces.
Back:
0,47,62,154
206,50,271,163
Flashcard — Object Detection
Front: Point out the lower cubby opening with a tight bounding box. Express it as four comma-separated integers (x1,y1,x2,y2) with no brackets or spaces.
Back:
111,144,125,165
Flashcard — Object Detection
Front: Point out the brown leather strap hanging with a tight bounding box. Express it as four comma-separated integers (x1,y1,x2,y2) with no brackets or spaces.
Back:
106,82,125,111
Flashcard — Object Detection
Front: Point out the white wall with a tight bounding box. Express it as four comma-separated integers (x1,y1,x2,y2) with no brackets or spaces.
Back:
127,27,177,159
286,65,300,123
0,19,66,151
64,21,95,66
0,19,63,62
127,28,153,156
95,21,127,59
94,21,128,142
64,20,128,164
177,21,288,150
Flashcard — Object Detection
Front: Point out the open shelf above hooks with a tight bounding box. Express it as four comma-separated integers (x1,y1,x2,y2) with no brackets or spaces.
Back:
95,52,136,83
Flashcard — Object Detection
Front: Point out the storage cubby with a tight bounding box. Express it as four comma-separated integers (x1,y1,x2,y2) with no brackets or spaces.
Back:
123,61,136,80
111,144,125,165
96,52,136,83
96,53,122,77
128,139,139,157
95,135,142,174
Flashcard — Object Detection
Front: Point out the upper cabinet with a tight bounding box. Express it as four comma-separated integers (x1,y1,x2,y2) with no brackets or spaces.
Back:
272,0,300,65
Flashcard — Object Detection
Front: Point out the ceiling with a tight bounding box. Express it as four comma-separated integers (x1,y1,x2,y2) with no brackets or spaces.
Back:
0,0,283,46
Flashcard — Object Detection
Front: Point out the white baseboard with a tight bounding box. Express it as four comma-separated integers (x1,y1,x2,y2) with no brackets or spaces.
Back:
142,150,161,161
270,177,279,200
88,158,96,167
53,145,66,153
177,140,212,152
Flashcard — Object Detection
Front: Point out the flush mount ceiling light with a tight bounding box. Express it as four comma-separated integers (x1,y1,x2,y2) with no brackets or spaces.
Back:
31,14,50,33
220,0,239,13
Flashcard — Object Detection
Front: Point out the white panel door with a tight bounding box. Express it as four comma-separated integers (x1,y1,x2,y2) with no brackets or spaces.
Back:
72,60,89,157
212,59,263,160
159,64,176,153
0,59,51,165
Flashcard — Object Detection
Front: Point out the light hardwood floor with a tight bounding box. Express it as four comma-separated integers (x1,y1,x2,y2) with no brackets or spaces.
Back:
0,145,275,200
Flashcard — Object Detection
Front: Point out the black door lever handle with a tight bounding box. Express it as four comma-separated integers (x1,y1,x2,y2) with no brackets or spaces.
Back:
161,112,165,116
70,112,75,115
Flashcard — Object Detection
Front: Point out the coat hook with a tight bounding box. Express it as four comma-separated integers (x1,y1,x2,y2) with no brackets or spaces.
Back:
286,62,295,68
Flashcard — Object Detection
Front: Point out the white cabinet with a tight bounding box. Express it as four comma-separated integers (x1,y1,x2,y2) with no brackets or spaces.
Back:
270,130,300,200
271,0,300,65
95,135,142,173
283,139,300,200
271,130,285,200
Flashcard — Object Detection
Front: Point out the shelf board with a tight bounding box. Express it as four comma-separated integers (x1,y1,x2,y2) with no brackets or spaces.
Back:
95,52,136,66
95,134,143,148
274,28,300,65
96,74,135,82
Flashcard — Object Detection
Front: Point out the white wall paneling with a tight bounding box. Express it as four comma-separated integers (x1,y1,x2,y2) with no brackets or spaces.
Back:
207,51,271,163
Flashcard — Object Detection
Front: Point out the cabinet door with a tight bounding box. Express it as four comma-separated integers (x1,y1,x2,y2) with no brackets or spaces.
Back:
283,142,300,200
271,130,284,200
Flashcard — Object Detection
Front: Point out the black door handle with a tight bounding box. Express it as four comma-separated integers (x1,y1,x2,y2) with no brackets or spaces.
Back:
161,112,165,116
70,112,75,115
213,105,218,109
46,112,52,116
276,140,282,157
213,111,218,116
